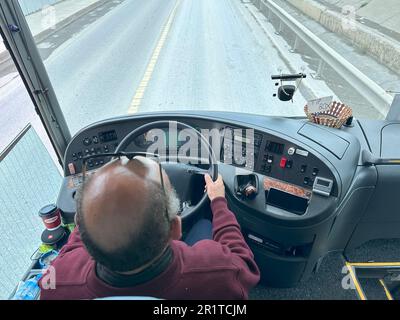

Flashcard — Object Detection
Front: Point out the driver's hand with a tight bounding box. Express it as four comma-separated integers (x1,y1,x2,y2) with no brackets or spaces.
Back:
205,174,225,201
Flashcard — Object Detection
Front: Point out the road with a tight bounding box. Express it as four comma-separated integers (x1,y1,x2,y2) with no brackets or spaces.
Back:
139,0,306,116
1,0,307,150
44,0,307,134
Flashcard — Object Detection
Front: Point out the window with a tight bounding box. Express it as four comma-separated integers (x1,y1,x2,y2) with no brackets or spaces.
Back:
16,0,398,136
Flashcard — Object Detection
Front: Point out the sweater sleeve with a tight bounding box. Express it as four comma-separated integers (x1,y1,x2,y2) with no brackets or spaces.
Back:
57,227,84,257
210,197,260,296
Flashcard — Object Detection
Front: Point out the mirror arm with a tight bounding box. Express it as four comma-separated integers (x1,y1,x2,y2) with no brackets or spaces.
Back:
362,150,400,166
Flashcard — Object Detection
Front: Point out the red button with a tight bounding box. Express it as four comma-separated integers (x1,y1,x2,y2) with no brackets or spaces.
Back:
280,157,287,168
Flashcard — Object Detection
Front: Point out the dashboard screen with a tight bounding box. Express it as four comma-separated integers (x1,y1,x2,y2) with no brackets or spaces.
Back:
316,179,330,187
99,130,118,143
265,141,284,155
134,129,197,149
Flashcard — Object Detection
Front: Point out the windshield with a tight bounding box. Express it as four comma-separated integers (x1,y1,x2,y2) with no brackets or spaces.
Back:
15,0,400,134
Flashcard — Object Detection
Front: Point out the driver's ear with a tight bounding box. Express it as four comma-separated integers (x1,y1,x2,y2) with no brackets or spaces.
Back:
170,215,182,241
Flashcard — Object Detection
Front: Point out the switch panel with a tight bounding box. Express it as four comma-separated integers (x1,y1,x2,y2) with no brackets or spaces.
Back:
222,128,338,197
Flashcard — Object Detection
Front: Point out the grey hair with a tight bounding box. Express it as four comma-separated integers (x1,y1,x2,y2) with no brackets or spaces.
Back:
166,187,181,220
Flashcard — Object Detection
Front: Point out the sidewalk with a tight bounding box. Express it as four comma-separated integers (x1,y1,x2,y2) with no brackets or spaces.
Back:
284,0,400,75
316,0,400,42
0,0,103,57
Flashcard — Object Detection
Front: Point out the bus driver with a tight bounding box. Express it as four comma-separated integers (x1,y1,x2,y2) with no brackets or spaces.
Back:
39,156,260,299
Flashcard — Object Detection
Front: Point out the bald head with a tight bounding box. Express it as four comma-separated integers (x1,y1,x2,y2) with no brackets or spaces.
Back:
76,157,180,272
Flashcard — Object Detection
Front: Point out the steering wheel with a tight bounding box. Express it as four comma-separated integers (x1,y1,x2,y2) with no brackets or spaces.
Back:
115,120,218,221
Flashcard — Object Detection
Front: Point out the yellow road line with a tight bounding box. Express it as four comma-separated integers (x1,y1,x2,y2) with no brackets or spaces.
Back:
127,0,181,114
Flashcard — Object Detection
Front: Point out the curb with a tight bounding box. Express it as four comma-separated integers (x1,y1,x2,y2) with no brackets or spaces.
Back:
285,0,400,75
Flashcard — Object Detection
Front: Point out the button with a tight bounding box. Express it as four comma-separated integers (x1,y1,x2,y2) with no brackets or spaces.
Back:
286,160,293,168
279,157,287,168
83,138,92,146
104,145,109,152
303,177,314,186
301,165,307,173
288,147,296,156
77,152,83,159
254,134,262,147
267,155,274,164
93,136,99,144
312,168,319,176
84,149,90,155
72,153,78,161
90,147,95,155
296,149,309,157
261,165,271,174
254,138,262,147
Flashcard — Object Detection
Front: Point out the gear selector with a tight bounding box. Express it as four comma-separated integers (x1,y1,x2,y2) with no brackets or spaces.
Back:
235,174,259,200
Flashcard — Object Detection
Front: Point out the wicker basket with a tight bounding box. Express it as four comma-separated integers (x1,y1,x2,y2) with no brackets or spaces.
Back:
304,101,352,129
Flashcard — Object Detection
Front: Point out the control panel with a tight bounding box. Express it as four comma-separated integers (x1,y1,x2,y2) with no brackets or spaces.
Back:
222,127,337,197
65,123,337,198
67,129,120,174
222,127,261,171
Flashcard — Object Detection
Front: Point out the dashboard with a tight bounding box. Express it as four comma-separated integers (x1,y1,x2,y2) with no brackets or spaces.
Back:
57,111,400,287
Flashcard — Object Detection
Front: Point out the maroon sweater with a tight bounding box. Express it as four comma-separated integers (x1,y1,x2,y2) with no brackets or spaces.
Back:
39,197,260,299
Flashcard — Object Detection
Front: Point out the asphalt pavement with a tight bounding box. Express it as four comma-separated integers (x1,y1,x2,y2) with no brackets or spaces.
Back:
1,0,308,148
44,0,177,135
41,0,305,135
139,0,306,117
